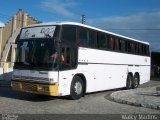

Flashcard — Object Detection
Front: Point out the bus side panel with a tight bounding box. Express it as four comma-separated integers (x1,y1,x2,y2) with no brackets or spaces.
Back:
58,47,151,96
86,64,105,92
79,47,150,93
140,66,151,84
58,70,75,96
104,65,127,90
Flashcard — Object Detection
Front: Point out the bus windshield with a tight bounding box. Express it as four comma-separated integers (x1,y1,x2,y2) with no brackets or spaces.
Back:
15,39,58,70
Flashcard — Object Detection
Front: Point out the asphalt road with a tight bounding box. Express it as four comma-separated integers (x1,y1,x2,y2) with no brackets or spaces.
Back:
0,80,160,115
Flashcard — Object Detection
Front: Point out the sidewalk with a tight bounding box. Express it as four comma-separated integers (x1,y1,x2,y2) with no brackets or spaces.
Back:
110,83,160,110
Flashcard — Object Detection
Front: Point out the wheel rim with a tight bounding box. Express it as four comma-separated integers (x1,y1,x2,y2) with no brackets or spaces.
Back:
74,81,82,95
134,77,138,87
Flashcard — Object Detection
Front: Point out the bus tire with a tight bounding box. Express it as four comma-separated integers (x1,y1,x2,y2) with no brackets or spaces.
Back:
126,74,133,89
70,76,84,100
132,74,139,89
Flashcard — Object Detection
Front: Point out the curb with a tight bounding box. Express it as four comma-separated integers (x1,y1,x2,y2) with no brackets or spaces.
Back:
110,91,160,110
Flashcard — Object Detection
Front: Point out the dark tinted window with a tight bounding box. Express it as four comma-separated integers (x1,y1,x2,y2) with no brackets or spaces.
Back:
97,32,107,49
106,35,110,49
142,44,149,55
53,26,60,38
139,44,142,55
146,45,150,56
134,43,139,54
61,25,76,44
78,27,87,46
128,42,132,53
88,30,96,48
117,39,122,51
60,47,77,70
110,36,118,50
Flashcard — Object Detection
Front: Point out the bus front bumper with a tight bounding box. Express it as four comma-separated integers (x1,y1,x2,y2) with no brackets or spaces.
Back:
11,80,58,96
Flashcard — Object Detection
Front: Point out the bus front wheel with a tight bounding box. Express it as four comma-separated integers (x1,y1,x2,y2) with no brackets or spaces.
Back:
70,76,84,100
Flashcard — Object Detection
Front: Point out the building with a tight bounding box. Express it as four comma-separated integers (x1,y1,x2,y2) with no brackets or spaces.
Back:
151,52,160,78
0,9,40,80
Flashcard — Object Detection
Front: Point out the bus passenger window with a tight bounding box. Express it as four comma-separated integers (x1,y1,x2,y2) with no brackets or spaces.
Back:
66,48,71,64
78,27,87,46
146,45,150,56
143,45,147,55
118,39,122,51
61,25,76,44
135,43,138,54
106,35,110,49
139,44,143,55
97,32,106,49
110,37,117,50
128,42,132,53
60,47,77,70
88,30,96,48
125,41,128,52
121,40,125,52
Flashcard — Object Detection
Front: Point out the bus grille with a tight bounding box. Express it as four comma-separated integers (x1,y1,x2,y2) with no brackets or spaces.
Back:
22,83,37,92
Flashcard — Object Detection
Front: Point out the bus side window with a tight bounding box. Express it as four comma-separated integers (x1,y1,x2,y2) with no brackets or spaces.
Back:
143,45,147,55
97,32,106,49
121,40,125,52
106,34,110,49
128,42,132,53
66,48,70,64
60,47,77,70
117,39,122,51
146,45,150,56
88,30,96,48
110,36,118,51
78,27,87,46
61,25,76,44
131,42,135,54
110,36,114,50
135,43,138,54
71,48,78,68
139,44,143,55
125,40,128,52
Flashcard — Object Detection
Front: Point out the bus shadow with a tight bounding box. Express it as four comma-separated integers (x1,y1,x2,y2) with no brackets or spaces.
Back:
0,87,70,102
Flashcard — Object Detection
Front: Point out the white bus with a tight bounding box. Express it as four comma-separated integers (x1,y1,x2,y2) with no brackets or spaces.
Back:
11,22,150,99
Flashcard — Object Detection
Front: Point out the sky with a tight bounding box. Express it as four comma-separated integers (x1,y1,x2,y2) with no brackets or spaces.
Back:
0,0,160,51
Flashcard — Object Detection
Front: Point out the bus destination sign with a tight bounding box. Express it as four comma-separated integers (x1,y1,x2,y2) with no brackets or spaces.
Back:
20,26,56,39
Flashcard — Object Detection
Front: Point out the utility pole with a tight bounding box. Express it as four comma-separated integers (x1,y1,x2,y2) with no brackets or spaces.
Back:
81,14,85,24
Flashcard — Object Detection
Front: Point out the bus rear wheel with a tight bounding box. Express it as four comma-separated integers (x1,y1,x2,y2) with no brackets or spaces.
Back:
126,74,133,89
70,76,84,100
132,74,139,89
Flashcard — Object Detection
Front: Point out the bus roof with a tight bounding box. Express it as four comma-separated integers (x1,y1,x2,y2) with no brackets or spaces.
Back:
25,21,149,45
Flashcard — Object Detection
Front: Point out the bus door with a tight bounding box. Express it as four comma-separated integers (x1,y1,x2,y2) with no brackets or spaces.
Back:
58,44,78,95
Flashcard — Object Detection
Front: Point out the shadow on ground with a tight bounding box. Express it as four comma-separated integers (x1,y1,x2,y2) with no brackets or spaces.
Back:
0,87,70,102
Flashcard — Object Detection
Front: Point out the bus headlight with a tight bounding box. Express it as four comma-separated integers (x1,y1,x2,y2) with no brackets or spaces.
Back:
37,85,49,91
